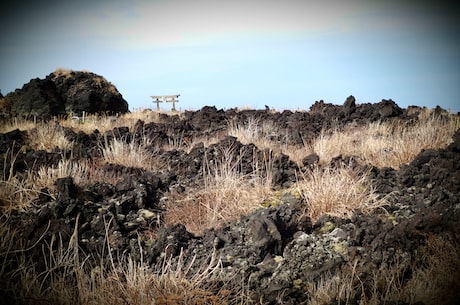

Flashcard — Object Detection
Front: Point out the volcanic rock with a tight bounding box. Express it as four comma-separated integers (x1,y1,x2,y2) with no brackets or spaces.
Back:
3,70,128,119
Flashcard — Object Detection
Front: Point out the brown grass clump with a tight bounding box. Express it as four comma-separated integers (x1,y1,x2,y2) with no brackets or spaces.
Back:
164,144,274,235
296,165,386,221
34,158,125,193
59,109,181,135
28,123,72,151
101,134,158,170
53,67,75,78
0,117,36,133
0,151,130,214
312,113,460,168
227,116,283,152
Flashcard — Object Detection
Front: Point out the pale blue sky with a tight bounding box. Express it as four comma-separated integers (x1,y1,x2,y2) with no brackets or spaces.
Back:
1,0,459,111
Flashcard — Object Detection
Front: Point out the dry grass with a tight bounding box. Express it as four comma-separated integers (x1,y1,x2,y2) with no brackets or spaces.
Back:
34,158,125,193
306,258,407,305
28,123,72,151
229,110,460,170
59,109,183,135
0,153,125,213
0,174,42,212
227,116,283,152
101,133,158,170
0,149,43,212
0,116,36,133
59,113,121,134
164,144,275,235
312,114,460,168
0,119,73,154
296,164,386,221
53,67,76,79
403,235,460,305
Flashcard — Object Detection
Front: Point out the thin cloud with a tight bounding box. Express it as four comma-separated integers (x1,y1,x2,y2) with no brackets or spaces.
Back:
81,0,365,50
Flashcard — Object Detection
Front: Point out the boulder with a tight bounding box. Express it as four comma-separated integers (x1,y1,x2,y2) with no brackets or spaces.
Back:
51,70,128,115
375,98,403,118
343,95,356,116
7,78,63,118
4,69,128,118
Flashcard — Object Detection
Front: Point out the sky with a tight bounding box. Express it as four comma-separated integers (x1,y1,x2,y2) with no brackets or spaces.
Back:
1,0,459,112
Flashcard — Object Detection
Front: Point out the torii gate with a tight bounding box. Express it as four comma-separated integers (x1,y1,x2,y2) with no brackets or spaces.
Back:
150,95,180,111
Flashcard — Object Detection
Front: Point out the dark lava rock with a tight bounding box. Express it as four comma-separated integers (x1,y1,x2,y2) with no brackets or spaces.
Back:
375,98,403,118
343,95,357,116
5,77,64,118
4,70,128,118
12,169,166,267
184,105,228,134
302,152,320,169
0,128,26,154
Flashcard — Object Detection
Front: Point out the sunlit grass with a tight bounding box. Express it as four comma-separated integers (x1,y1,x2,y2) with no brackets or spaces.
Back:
296,164,386,221
164,144,275,235
312,114,460,168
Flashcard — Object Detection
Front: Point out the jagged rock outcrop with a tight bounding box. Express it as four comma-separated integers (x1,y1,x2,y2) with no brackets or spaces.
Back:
3,70,128,118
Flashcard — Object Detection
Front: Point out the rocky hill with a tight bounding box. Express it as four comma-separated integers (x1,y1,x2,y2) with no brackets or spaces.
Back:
1,69,128,119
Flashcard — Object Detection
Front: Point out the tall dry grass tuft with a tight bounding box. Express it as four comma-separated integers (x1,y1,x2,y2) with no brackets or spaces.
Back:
0,117,36,133
0,215,83,305
101,134,157,170
164,144,274,235
227,116,282,152
59,113,119,134
0,119,71,151
306,257,406,305
28,123,72,151
312,113,460,168
0,149,43,212
34,158,125,193
297,165,386,221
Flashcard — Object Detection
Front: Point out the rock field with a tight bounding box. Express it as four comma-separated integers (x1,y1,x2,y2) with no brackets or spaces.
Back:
1,94,459,304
